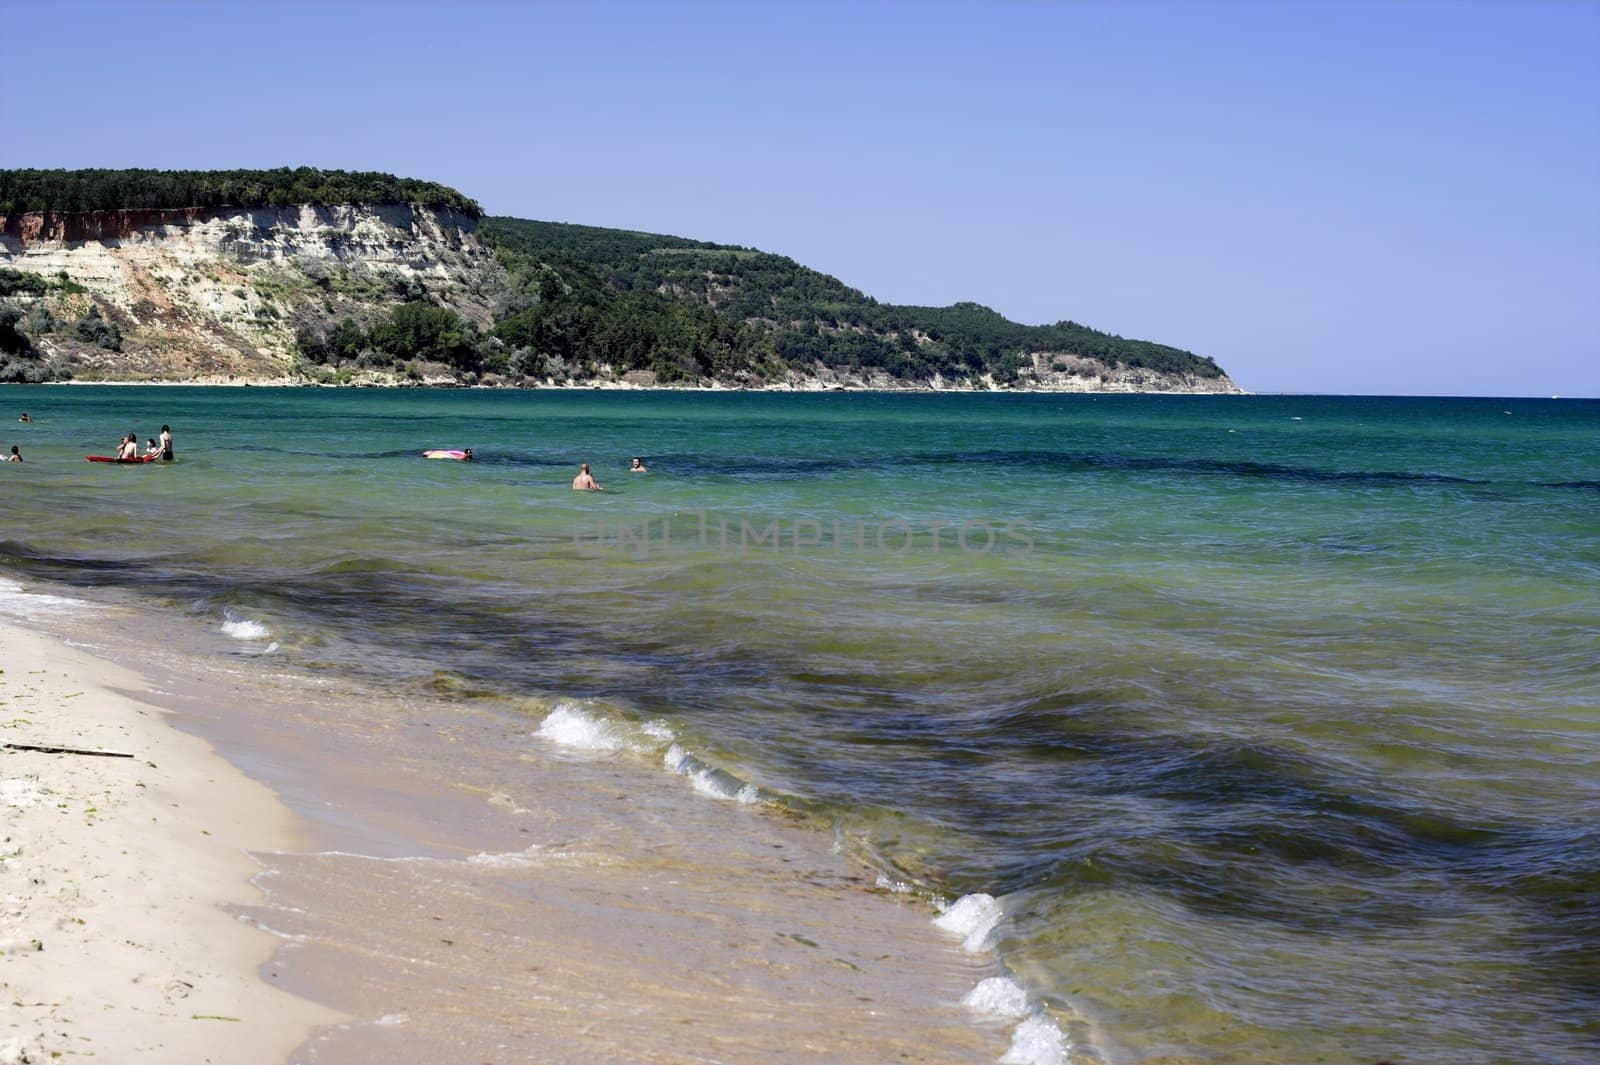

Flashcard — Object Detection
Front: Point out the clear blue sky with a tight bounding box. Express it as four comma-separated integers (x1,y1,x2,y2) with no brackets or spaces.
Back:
3,1,1595,396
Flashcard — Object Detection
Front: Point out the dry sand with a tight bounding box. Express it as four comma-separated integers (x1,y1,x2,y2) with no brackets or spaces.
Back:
0,621,340,1064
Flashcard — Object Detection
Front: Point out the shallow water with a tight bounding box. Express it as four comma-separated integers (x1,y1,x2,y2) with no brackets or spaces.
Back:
3,385,1597,1063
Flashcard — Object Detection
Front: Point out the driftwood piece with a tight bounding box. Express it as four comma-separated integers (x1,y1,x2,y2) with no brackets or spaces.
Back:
3,742,135,759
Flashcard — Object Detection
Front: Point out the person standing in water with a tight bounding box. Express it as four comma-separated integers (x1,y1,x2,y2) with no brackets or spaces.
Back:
117,433,139,461
629,456,647,473
159,424,173,461
572,463,603,491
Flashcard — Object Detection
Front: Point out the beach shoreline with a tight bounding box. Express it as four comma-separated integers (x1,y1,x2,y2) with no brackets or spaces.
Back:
0,618,341,1065
0,577,1037,1065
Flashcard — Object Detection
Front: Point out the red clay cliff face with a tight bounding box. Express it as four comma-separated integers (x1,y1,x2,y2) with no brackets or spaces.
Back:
1,208,222,245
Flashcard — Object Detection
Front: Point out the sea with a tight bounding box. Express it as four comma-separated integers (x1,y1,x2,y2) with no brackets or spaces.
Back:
2,385,1596,1064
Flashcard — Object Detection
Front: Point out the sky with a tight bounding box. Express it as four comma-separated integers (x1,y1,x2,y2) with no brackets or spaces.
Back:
2,0,1595,396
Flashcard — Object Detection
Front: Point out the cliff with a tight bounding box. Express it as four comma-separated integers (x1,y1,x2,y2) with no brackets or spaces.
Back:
0,196,1243,393
0,203,500,382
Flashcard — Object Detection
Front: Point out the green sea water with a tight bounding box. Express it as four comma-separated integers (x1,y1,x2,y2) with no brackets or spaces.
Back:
2,385,1597,1063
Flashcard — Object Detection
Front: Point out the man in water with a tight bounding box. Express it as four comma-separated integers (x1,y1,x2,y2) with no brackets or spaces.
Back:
629,456,647,473
159,424,174,461
117,433,139,461
18,413,30,423
6,446,19,462
572,463,603,491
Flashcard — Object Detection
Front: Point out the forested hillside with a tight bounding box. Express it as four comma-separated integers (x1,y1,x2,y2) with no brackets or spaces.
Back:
478,217,1225,383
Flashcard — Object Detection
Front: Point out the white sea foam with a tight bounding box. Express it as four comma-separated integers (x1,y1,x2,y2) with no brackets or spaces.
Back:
466,845,543,869
934,892,1003,952
537,703,625,752
221,615,271,640
640,719,675,742
0,578,84,617
663,743,690,772
999,1014,1069,1065
961,976,1031,1019
875,874,915,894
373,1013,409,1026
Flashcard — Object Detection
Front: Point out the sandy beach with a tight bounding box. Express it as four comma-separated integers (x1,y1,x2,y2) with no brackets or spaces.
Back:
0,584,1026,1064
0,620,340,1064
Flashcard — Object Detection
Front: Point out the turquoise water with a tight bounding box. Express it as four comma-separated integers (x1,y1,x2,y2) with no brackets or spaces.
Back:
3,385,1597,1063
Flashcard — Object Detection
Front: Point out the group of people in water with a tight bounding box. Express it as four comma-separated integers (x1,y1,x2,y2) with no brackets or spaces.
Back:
8,414,640,484
8,413,31,461
114,424,174,461
573,456,646,491
5,414,175,464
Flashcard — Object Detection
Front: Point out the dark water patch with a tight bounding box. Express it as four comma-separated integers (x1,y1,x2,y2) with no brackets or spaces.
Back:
782,688,1600,982
462,451,589,470
629,447,1511,492
630,452,872,479
0,540,151,575
234,445,578,471
931,448,1495,488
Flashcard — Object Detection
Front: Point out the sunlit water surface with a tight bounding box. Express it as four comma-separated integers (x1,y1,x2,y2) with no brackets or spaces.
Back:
3,386,1596,1063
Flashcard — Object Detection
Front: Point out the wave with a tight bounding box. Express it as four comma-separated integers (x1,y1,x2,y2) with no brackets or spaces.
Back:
221,610,271,641
531,702,764,805
664,744,761,804
941,897,1071,1064
935,892,1003,953
963,975,1031,1019
537,702,632,752
1001,1015,1070,1065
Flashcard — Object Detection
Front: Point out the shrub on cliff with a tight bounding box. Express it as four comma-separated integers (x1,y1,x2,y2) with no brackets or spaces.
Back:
73,307,123,351
25,305,55,334
0,268,52,298
0,306,30,355
295,304,485,374
369,302,479,370
0,304,62,381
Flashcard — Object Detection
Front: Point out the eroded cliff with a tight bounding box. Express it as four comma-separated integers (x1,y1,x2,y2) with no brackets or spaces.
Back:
0,203,500,381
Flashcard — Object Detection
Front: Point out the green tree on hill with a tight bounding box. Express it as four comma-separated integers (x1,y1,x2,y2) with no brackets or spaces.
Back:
0,167,481,216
